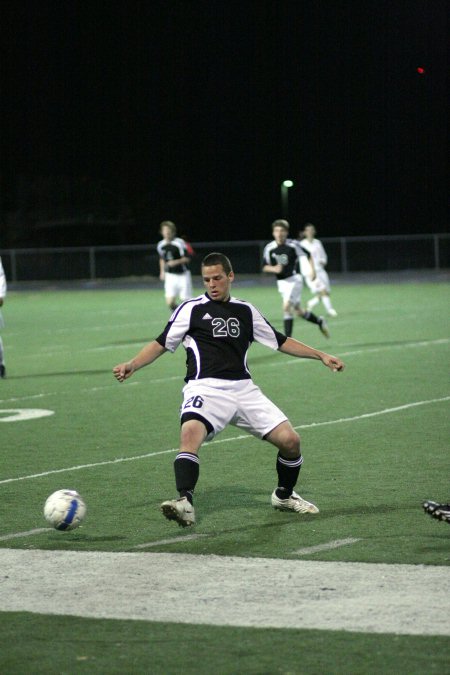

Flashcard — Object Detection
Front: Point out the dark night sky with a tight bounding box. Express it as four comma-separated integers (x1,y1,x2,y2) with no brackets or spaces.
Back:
1,0,448,246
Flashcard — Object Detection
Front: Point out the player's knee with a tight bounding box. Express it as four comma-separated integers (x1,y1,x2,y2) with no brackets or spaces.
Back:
280,430,300,457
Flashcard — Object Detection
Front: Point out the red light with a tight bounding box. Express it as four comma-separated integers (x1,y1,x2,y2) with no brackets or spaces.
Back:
416,67,425,75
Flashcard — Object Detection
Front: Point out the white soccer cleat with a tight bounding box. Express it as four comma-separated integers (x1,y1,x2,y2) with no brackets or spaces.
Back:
160,496,196,527
327,308,338,317
271,489,319,514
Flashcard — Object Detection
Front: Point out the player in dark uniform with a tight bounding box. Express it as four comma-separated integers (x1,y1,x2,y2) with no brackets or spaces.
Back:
157,221,193,310
263,220,329,338
113,252,345,527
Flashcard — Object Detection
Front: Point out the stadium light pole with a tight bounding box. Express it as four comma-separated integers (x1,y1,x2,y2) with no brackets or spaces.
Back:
281,180,294,219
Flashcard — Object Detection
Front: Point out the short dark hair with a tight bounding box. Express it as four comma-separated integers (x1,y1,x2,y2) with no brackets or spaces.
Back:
201,252,233,275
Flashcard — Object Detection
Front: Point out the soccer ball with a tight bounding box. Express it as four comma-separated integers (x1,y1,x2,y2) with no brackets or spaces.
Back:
44,489,86,531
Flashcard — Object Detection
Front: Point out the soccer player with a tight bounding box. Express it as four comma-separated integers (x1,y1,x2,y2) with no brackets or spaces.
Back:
157,221,193,311
0,256,6,378
113,252,345,527
262,220,329,338
299,223,337,317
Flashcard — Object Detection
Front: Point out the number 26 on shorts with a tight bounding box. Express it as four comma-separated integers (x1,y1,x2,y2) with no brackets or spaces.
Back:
183,395,205,410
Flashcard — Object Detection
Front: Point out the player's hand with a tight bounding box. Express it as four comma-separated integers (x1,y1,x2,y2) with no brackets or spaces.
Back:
113,362,135,382
322,354,345,372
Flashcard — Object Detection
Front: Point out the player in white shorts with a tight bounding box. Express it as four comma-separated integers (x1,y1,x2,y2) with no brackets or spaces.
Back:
299,223,337,317
157,221,193,310
113,252,345,527
263,220,329,338
0,256,6,378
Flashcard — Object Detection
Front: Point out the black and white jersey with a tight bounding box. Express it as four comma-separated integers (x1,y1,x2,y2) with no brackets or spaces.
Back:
156,294,287,381
263,239,309,279
0,257,6,297
156,237,190,274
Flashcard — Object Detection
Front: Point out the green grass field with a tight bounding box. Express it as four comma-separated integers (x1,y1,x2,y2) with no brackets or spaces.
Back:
0,276,449,673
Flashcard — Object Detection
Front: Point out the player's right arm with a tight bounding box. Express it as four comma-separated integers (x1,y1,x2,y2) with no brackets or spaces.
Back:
262,245,282,274
159,257,166,280
113,341,167,382
262,262,283,274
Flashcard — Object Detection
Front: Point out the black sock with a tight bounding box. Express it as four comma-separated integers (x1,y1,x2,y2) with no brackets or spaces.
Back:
174,452,199,505
275,451,303,498
302,311,320,325
284,318,294,337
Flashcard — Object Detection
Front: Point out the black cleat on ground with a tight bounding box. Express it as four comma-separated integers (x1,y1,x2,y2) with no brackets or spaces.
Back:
422,500,450,524
0,364,5,379
318,317,330,338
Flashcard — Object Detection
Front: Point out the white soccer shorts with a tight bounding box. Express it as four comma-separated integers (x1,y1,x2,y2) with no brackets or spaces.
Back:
164,271,193,301
276,274,303,305
304,269,330,294
180,378,288,440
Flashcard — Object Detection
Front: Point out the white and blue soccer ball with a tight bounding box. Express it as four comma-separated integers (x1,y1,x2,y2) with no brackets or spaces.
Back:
44,489,86,531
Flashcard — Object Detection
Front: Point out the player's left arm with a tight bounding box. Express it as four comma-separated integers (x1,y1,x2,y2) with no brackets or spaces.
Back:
279,337,345,372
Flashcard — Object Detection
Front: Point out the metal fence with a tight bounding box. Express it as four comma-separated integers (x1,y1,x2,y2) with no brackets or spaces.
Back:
1,233,449,282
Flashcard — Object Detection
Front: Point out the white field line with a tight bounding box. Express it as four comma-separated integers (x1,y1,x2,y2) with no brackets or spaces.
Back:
281,337,449,366
0,447,179,485
0,395,448,486
293,537,361,556
0,528,50,541
20,335,450,359
1,549,449,636
134,534,208,549
0,376,183,405
1,336,448,406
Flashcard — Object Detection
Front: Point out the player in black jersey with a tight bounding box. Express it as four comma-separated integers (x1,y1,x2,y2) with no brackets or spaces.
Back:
157,221,193,311
113,252,344,527
263,220,329,338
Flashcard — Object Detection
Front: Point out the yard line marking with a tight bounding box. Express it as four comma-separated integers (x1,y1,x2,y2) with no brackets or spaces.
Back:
0,528,50,541
134,534,208,549
0,376,184,405
0,395,448,485
0,447,179,485
1,337,447,406
292,537,361,556
280,337,450,366
0,381,142,404
1,550,449,636
0,392,53,404
294,395,450,430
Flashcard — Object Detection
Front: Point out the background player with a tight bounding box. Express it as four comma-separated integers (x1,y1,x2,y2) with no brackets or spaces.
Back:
299,223,338,317
263,220,329,337
113,252,344,527
0,256,7,378
157,221,193,310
